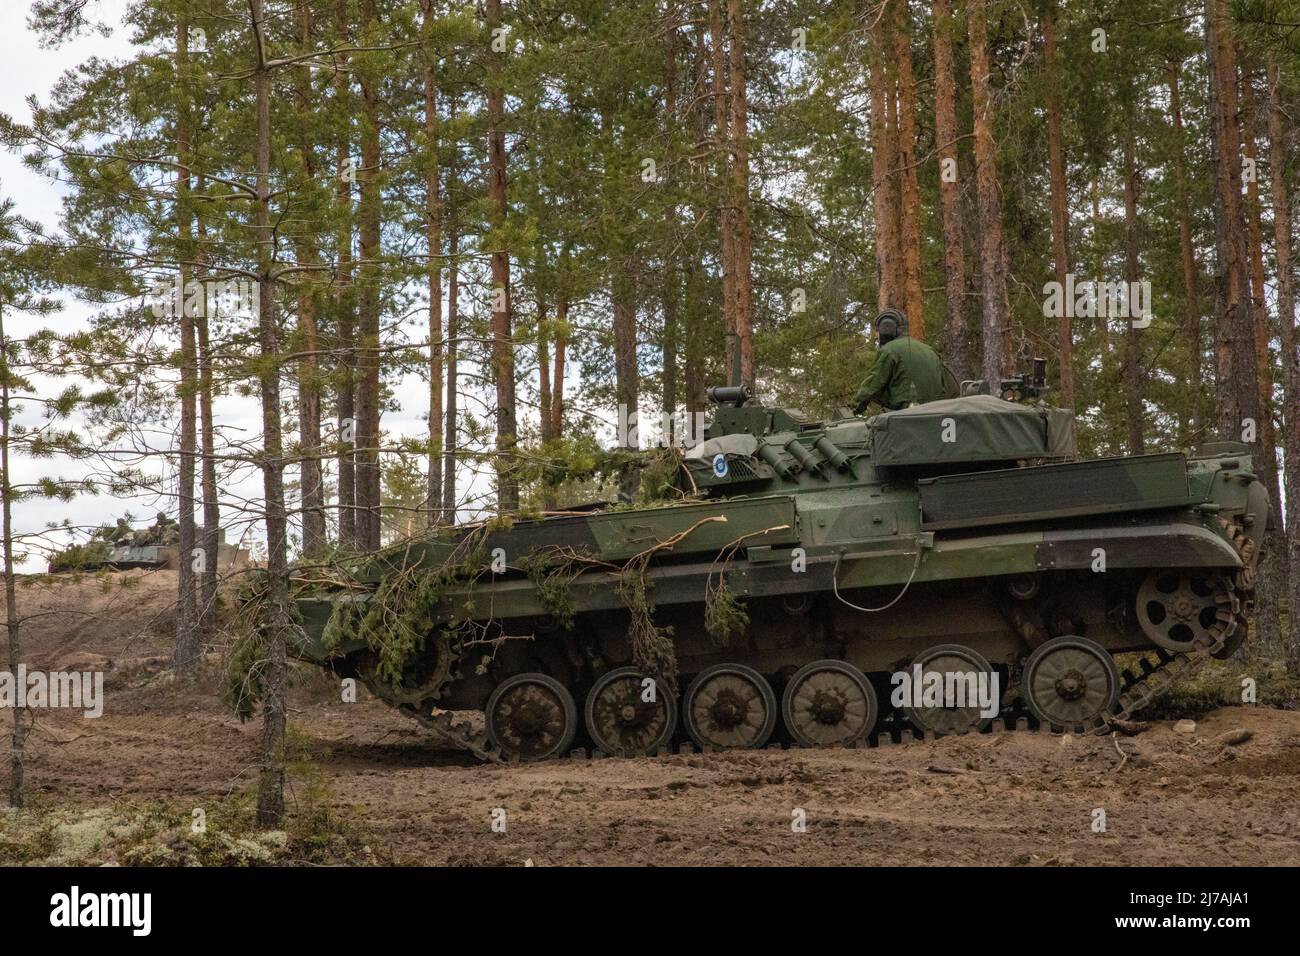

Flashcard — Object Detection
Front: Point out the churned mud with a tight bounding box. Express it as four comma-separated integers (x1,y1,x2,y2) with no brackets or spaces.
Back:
3,571,1299,866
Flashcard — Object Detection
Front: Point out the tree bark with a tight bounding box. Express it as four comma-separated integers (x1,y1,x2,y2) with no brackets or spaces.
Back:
708,0,739,384
1267,55,1300,672
1241,68,1275,455
354,0,383,547
294,0,325,557
931,0,969,380
894,0,924,336
174,14,199,676
686,26,710,415
538,299,552,446
422,0,443,527
1043,1,1073,412
551,294,567,439
613,269,639,460
684,207,709,416
663,20,681,424
726,0,755,387
296,285,325,555
195,261,220,638
1206,0,1259,442
1167,61,1203,447
1092,175,1119,454
196,295,219,636
662,276,679,424
486,0,518,513
250,0,289,831
1,303,26,808
1122,120,1146,454
868,6,900,314
1241,60,1287,656
968,0,1009,384
334,0,356,549
192,176,218,638
601,104,640,477
1207,3,1267,662
443,207,459,524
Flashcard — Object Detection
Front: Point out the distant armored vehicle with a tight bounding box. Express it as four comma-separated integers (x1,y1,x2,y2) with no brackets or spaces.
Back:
50,516,249,574
291,367,1265,760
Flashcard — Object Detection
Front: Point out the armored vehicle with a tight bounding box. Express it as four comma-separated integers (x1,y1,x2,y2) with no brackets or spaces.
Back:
291,370,1265,761
50,516,249,573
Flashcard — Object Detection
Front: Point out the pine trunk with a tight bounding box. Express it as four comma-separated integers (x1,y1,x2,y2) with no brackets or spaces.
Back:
1207,2,1264,659
1,304,26,808
538,299,552,445
726,0,755,386
868,7,899,313
709,0,738,382
296,281,326,555
551,294,567,439
894,0,924,336
250,0,289,831
355,0,383,548
486,0,518,513
1268,56,1300,672
1167,62,1203,447
931,0,969,380
686,30,710,415
295,0,326,557
1241,68,1275,455
1241,61,1287,655
334,0,356,549
1122,121,1146,454
663,21,681,424
614,268,640,503
174,15,199,676
1043,2,1073,412
194,178,219,639
1206,1,1259,441
196,301,219,636
443,211,459,524
422,0,443,527
968,0,1009,384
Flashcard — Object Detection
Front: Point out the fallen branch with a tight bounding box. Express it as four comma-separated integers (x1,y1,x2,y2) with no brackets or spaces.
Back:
1110,732,1130,773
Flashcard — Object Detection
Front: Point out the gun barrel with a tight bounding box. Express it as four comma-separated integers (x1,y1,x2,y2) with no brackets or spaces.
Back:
707,385,751,407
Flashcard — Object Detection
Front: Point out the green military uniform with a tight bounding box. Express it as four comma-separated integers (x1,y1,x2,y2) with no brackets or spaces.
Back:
852,335,949,413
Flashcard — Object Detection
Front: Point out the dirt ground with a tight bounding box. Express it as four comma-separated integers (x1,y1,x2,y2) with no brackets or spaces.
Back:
3,570,1300,866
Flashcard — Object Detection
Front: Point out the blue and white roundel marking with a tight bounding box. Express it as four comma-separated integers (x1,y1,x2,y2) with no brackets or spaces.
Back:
712,454,729,478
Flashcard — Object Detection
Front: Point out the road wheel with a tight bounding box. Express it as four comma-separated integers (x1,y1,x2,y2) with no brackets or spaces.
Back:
683,663,776,751
485,672,577,761
905,643,997,737
584,666,677,756
781,659,877,747
1022,636,1119,732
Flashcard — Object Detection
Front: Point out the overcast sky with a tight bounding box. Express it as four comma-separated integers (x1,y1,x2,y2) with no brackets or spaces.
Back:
0,3,134,224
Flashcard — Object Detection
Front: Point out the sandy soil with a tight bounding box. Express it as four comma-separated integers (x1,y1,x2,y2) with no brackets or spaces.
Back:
4,570,1300,866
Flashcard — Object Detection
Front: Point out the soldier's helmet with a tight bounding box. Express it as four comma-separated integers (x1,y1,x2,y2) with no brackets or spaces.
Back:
874,309,907,343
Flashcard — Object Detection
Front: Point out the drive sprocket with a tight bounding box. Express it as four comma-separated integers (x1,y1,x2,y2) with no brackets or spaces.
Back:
356,628,462,707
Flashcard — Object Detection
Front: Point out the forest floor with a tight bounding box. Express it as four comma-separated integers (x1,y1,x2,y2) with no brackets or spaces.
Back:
2,569,1299,866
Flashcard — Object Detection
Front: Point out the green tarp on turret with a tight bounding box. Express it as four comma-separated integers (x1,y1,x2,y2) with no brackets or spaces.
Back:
868,394,1076,467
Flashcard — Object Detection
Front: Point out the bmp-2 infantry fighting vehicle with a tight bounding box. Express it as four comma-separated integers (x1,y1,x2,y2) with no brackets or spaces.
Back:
291,365,1266,761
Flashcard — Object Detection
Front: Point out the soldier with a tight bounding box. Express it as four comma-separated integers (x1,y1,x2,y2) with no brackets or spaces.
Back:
851,309,954,414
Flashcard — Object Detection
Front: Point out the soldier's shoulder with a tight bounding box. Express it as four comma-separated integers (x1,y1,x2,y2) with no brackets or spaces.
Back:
890,336,936,356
